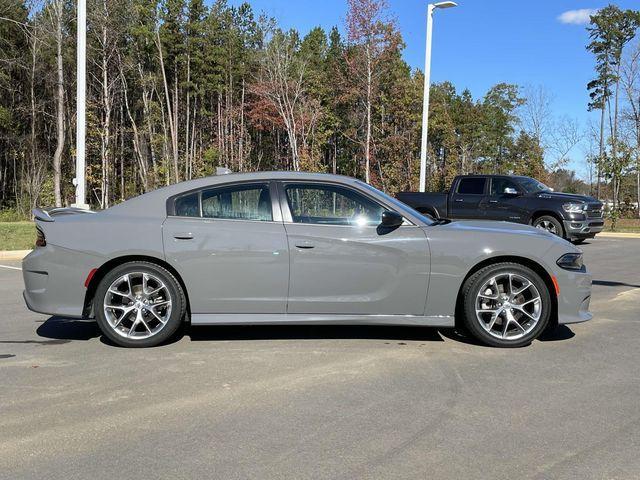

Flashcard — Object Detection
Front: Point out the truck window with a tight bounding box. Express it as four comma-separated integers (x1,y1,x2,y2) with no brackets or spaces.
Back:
490,178,519,196
457,178,486,195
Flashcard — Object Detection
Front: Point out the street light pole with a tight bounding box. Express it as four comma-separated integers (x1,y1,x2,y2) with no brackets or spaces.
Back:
72,0,89,209
419,1,457,193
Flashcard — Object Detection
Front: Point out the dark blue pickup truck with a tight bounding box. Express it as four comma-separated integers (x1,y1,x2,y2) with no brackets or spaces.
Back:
397,175,604,244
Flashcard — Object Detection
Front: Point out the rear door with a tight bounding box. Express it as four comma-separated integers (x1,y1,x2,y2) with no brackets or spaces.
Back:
279,182,430,316
449,177,488,219
162,181,289,314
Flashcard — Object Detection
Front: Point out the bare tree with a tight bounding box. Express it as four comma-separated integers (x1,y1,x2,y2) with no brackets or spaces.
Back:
255,32,309,171
547,116,583,171
345,0,399,184
520,84,553,147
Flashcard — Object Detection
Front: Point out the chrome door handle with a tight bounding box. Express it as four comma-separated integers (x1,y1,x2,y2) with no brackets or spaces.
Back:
454,199,464,203
174,233,194,240
489,200,498,203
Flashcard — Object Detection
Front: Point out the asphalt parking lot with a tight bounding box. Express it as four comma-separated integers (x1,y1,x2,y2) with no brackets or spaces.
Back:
1,238,639,480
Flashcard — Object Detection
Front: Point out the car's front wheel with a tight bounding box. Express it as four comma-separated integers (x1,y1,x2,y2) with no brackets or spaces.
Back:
95,262,186,347
461,262,551,347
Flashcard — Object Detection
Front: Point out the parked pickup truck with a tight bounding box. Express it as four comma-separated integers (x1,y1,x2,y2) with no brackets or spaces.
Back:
397,175,604,243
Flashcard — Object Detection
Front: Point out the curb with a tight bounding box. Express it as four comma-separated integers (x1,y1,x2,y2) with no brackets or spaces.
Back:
597,232,640,239
0,250,31,261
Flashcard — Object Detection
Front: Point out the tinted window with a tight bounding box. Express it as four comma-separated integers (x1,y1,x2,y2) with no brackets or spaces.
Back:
518,177,550,193
491,178,519,196
202,184,272,221
457,178,486,195
285,184,384,226
174,193,200,217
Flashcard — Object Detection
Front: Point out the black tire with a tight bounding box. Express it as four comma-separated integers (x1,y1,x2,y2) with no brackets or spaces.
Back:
571,239,586,245
94,261,186,348
461,262,551,348
533,215,565,239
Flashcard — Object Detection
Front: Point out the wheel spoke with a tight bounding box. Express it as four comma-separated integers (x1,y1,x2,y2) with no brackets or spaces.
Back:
128,310,142,337
512,280,531,296
502,315,511,338
148,308,167,325
486,311,500,331
150,300,170,308
139,313,153,334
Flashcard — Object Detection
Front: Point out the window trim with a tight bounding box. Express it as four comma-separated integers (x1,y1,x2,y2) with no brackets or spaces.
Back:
489,176,521,197
455,177,488,196
166,180,282,223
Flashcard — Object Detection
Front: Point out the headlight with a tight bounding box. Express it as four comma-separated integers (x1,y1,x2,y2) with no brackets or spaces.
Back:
557,253,584,271
562,203,587,213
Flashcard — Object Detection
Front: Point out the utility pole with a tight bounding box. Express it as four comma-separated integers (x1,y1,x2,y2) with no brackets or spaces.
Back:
72,0,89,209
419,1,457,192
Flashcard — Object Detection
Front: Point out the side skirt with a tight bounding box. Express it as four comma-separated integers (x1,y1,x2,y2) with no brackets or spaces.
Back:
190,313,454,328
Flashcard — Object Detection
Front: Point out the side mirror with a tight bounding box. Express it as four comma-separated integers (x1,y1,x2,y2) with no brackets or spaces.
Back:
504,187,519,195
380,210,404,228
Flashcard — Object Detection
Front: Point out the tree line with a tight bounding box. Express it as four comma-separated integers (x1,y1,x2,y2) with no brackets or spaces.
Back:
0,0,638,217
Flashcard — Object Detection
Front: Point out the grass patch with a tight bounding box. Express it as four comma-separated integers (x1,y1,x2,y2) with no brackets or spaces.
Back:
0,222,35,251
604,218,640,233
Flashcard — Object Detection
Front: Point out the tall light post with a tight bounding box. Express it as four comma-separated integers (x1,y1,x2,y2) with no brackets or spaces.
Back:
419,1,457,192
72,0,89,209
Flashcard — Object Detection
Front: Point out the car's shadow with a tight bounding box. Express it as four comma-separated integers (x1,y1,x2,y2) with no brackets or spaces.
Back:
35,316,575,347
36,317,101,341
188,324,445,343
36,317,445,345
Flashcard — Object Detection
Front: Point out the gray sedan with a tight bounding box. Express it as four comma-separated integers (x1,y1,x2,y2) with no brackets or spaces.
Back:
22,172,592,348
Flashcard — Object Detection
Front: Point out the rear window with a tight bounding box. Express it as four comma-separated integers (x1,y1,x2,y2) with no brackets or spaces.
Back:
174,193,200,217
457,178,486,195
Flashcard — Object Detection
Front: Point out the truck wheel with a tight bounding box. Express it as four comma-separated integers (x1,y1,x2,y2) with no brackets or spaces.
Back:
461,262,551,348
533,215,564,238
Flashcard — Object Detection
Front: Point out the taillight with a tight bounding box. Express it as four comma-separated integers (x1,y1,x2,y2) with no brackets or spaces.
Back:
35,227,46,247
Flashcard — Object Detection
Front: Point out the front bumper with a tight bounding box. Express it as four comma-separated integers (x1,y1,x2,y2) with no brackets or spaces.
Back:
563,219,604,239
555,268,593,324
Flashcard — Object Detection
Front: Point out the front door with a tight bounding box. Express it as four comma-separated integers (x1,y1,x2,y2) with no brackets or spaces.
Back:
280,182,430,316
481,177,528,223
162,182,289,314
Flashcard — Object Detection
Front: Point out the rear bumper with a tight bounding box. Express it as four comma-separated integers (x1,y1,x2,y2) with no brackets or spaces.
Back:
563,219,604,239
22,245,103,318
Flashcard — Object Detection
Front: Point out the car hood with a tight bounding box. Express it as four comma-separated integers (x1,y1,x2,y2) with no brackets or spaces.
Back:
430,219,560,240
535,191,599,204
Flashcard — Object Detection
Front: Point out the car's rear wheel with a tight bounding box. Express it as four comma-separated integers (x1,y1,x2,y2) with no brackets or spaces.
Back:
533,215,564,238
95,262,185,347
461,262,551,347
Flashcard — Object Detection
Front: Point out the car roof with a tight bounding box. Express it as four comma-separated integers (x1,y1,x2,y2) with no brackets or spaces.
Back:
102,171,361,218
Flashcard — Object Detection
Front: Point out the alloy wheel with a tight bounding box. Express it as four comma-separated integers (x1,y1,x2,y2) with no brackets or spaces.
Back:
103,272,172,339
475,272,542,341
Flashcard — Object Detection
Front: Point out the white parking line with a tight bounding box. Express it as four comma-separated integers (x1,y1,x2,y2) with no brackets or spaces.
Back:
0,264,22,271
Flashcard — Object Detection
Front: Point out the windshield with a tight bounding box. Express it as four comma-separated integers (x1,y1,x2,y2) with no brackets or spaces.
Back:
517,177,550,194
355,181,435,225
